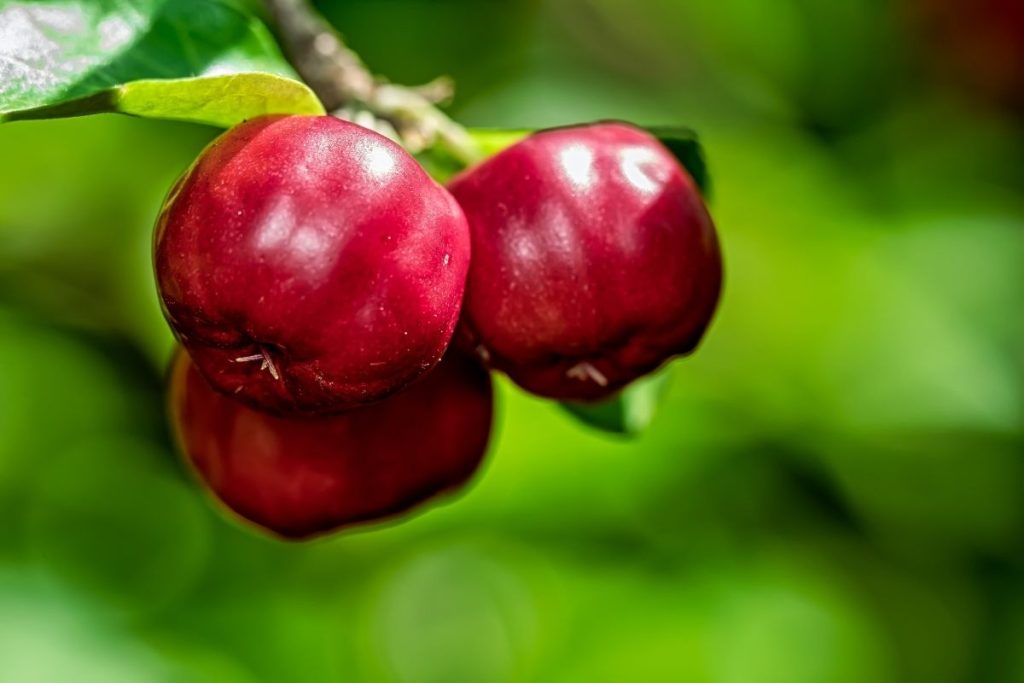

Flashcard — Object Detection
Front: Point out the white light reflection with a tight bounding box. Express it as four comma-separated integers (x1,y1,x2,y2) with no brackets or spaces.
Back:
255,196,293,251
97,15,134,52
558,143,596,191
618,145,663,194
255,196,330,265
361,141,397,181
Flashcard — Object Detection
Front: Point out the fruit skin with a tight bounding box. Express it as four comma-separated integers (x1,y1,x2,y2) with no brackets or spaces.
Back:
155,115,471,416
448,122,722,401
169,349,493,540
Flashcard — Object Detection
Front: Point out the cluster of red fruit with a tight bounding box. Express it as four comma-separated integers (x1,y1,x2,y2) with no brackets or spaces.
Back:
155,115,722,539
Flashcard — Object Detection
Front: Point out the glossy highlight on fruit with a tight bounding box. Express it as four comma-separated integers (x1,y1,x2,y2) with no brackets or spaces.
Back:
155,115,471,415
449,122,722,401
170,350,493,539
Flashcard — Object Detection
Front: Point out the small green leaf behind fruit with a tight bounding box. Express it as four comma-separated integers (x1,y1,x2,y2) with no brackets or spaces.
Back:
0,0,324,126
561,370,672,436
647,127,711,197
469,129,532,157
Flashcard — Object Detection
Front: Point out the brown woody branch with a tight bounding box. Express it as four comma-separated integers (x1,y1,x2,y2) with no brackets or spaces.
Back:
263,0,481,165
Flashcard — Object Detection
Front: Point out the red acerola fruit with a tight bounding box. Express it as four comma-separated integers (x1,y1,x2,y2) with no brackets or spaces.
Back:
448,122,722,401
169,349,493,539
155,115,471,415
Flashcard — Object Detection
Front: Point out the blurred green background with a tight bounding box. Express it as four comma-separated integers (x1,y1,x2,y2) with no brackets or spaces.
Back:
1,0,1023,681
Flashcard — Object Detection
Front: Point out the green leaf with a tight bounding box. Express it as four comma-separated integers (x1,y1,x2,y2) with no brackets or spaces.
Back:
2,74,324,127
415,147,466,185
468,129,531,157
647,127,711,197
0,0,324,126
416,129,530,183
561,371,672,436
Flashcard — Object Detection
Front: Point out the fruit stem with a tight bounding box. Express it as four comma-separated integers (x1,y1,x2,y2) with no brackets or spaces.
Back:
262,0,483,166
233,348,281,381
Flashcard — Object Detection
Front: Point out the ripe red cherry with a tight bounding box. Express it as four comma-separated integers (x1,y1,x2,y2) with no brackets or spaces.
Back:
155,115,470,415
448,122,722,401
170,349,493,539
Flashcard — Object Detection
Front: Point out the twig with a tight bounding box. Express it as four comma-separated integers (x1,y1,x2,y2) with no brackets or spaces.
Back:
262,0,481,165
